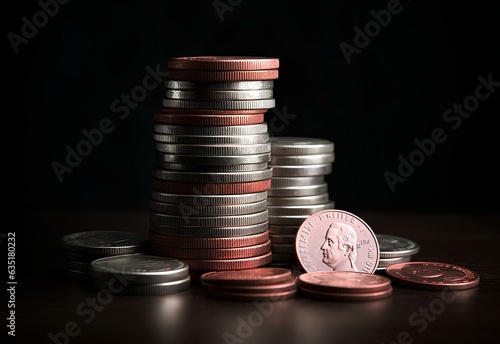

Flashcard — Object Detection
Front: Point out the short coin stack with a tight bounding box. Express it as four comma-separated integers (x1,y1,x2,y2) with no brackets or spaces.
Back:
149,56,280,278
89,255,190,295
200,267,297,301
298,271,393,302
376,234,420,273
60,231,148,281
267,137,335,265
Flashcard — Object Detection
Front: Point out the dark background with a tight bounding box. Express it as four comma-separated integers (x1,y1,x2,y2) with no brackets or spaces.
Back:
3,0,499,215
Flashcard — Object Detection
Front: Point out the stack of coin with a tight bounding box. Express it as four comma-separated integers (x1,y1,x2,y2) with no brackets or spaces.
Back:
298,271,393,302
267,137,335,264
89,255,191,295
200,267,297,301
60,231,149,281
149,56,280,277
376,234,420,273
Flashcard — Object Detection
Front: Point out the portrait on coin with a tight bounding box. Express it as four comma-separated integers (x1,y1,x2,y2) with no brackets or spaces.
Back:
320,222,358,272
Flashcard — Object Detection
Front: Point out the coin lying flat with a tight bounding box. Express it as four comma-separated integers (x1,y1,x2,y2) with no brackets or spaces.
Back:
267,183,329,197
149,222,269,238
376,234,420,258
152,168,272,183
298,271,392,294
270,164,332,177
269,137,334,155
149,199,267,216
271,176,325,187
150,191,267,205
155,143,271,155
299,286,392,302
155,152,271,165
92,276,191,295
166,80,274,90
157,162,269,172
168,69,279,82
149,231,269,249
152,179,271,194
154,113,264,126
167,56,279,71
61,231,148,255
182,251,273,270
150,240,271,259
154,123,268,135
150,210,269,227
153,133,269,145
163,98,276,110
166,89,273,100
267,201,335,216
270,153,335,165
267,193,330,206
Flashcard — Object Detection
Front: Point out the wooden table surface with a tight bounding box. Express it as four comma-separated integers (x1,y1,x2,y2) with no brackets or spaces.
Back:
13,210,500,344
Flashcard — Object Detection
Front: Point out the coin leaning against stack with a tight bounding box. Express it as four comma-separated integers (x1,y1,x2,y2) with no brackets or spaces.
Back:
149,56,280,278
267,137,336,265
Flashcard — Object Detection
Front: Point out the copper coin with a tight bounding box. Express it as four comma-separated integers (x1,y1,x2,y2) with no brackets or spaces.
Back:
200,267,293,286
168,69,279,82
154,113,264,126
168,56,279,71
181,251,272,270
148,231,269,249
385,262,480,290
295,209,380,274
202,278,297,294
207,288,296,301
299,286,392,302
298,271,392,294
150,240,271,259
152,179,271,194
160,108,266,115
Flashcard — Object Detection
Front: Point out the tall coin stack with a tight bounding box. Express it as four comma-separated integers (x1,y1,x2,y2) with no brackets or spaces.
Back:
149,56,280,279
267,137,335,265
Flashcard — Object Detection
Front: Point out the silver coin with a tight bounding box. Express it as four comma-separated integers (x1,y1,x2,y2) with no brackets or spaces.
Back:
153,133,269,145
65,260,89,272
150,191,267,205
162,98,275,110
156,152,271,165
267,183,329,197
65,268,90,281
155,143,271,155
270,153,335,165
60,231,149,255
150,210,268,227
149,222,268,237
376,234,420,258
153,168,272,183
92,276,191,295
269,225,299,235
154,123,268,135
270,164,332,177
166,89,274,100
268,214,310,226
377,255,412,268
269,137,334,155
267,193,330,206
89,255,189,284
271,176,325,187
269,235,296,245
271,244,295,254
149,199,267,216
166,80,274,90
268,201,335,216
157,162,269,172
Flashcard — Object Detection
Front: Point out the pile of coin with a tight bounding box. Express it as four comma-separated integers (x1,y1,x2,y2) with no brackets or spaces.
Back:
267,137,335,265
200,267,297,301
376,234,420,273
298,271,393,301
149,56,280,277
60,231,148,281
88,254,191,295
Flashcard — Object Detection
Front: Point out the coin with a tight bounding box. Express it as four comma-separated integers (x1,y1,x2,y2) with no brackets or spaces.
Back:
168,69,279,81
298,271,392,293
269,235,295,245
149,231,269,249
166,80,274,90
377,256,412,268
269,214,310,226
182,251,272,270
160,107,266,114
167,56,279,71
65,260,89,272
89,255,189,284
155,153,271,165
270,164,332,177
271,176,325,187
150,240,271,259
200,267,293,286
267,193,330,206
268,201,335,216
269,137,334,155
154,123,268,135
154,143,271,155
206,288,296,301
154,133,269,145
154,113,264,126
150,191,267,205
269,225,299,235
267,183,329,197
295,210,380,274
385,262,480,290
149,199,267,216
162,98,275,110
157,162,269,172
376,234,420,258
149,210,269,227
299,286,392,302
270,244,295,254
60,231,149,255
149,222,268,238
270,153,335,165
92,276,191,295
152,179,271,194
166,89,273,100
203,279,297,294
152,168,272,183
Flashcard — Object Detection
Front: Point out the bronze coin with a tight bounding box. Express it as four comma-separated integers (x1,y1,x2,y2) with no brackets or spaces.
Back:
200,267,293,286
152,179,272,194
181,251,272,270
207,288,296,301
154,113,264,126
299,286,392,302
298,271,392,294
202,278,297,294
168,56,279,71
150,240,271,259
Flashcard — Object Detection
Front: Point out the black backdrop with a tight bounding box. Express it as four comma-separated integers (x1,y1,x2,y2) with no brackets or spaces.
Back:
4,0,500,215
